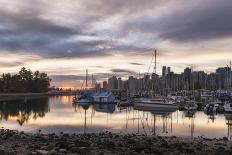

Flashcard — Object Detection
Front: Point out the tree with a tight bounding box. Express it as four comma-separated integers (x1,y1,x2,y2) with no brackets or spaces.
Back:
0,67,51,93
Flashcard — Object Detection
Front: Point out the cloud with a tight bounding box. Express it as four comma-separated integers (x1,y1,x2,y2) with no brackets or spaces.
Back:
1,0,232,85
111,69,137,74
0,62,24,68
130,62,144,66
125,0,232,42
0,5,111,58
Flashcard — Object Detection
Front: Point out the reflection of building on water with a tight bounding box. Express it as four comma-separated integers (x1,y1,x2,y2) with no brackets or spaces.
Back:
224,113,232,140
0,98,49,126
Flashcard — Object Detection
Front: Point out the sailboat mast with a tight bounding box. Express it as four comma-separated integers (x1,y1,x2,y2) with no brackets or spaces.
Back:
86,69,88,90
230,61,232,89
154,50,157,74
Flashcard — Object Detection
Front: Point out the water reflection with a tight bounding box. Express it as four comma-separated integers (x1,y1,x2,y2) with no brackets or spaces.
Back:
0,98,49,126
0,96,232,140
93,104,116,113
224,113,232,140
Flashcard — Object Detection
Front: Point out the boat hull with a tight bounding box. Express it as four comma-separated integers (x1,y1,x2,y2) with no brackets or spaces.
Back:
74,98,92,103
134,102,177,112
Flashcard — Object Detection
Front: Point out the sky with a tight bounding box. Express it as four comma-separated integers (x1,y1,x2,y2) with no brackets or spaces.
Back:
0,0,232,88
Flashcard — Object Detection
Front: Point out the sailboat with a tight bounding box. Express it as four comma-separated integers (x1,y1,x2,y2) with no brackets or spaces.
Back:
133,50,177,111
73,69,93,104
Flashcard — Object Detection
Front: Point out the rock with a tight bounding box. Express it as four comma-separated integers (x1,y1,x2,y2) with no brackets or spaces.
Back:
160,139,169,148
0,149,5,154
74,140,90,147
55,141,68,149
104,140,115,149
48,150,57,155
203,137,212,141
36,150,48,155
75,147,90,154
59,149,67,153
132,141,149,153
222,137,228,141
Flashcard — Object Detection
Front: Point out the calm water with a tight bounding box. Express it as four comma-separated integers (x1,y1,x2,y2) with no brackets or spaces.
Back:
0,96,232,139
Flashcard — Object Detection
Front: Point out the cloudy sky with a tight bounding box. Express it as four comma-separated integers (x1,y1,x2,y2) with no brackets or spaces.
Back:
0,0,232,88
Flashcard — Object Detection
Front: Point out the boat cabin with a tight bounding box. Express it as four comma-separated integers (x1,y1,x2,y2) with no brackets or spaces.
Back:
92,92,115,103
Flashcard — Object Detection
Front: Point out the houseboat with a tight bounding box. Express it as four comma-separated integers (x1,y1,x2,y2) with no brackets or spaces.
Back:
92,92,116,104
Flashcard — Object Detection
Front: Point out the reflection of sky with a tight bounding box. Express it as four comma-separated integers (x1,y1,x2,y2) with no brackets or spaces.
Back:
1,96,232,139
1,0,232,87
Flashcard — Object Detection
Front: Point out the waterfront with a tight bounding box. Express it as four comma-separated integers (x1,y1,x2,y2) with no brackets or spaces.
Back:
0,96,231,140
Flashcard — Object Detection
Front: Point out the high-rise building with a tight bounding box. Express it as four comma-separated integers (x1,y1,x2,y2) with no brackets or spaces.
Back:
167,67,171,75
108,76,118,90
102,81,107,91
118,77,122,90
162,66,166,77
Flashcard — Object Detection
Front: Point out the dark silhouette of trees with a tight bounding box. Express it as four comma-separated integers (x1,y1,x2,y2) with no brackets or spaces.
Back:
0,67,51,93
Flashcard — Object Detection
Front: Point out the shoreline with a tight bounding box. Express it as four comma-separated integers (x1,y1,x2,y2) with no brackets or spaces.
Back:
0,129,231,155
0,92,74,101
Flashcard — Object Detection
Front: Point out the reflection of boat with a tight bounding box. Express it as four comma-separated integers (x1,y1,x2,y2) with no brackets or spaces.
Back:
224,101,232,113
184,110,196,118
224,113,232,140
151,109,174,136
184,101,198,111
93,103,116,113
118,100,134,107
134,98,177,111
204,103,219,114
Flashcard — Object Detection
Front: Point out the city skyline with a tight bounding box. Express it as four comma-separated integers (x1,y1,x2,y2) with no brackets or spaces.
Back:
0,0,232,88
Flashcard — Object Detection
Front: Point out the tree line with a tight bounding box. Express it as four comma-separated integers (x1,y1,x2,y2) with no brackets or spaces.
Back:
0,67,51,93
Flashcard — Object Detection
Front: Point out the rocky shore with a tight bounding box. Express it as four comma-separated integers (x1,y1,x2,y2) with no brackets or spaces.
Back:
0,129,232,155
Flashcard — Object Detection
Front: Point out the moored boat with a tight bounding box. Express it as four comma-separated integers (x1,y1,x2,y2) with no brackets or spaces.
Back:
184,101,198,111
224,101,232,113
204,103,219,114
134,98,177,111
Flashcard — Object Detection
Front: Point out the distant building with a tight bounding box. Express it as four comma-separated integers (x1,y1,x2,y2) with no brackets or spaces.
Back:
95,83,101,91
128,76,137,92
118,77,122,90
103,64,232,93
162,66,166,77
167,67,171,75
108,76,118,90
102,81,108,91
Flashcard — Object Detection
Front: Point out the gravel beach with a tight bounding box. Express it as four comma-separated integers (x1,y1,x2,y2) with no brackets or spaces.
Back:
0,129,232,155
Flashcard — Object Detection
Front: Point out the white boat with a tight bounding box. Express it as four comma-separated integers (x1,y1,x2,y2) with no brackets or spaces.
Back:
201,90,213,98
184,101,198,111
224,101,232,113
134,98,177,111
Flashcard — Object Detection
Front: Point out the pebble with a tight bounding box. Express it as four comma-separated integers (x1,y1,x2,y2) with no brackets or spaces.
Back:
0,129,231,154
36,149,48,155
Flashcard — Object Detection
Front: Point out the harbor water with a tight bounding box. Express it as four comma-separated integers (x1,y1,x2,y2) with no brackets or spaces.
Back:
0,96,232,140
